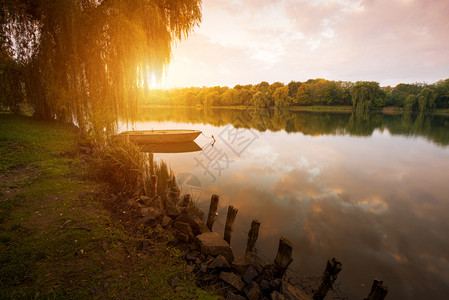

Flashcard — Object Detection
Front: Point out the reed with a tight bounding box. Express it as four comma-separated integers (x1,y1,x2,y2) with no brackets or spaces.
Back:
92,138,175,196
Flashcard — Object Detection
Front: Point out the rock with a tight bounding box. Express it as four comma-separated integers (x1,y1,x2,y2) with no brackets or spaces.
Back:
200,263,208,273
161,215,172,228
179,194,192,207
271,291,286,300
173,222,194,240
219,271,245,292
166,206,180,219
197,232,234,263
175,214,209,235
281,281,312,300
185,251,199,261
244,281,261,300
232,255,251,274
200,274,219,283
243,265,259,284
135,215,157,227
208,255,231,270
173,229,190,243
140,207,150,217
232,252,266,274
226,291,246,300
259,264,288,283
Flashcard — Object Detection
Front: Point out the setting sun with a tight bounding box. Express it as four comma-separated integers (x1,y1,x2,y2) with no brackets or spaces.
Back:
1,1,449,299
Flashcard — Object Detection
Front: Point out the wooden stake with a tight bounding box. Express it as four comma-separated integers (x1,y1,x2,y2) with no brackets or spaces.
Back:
245,220,261,254
224,205,238,244
150,175,158,197
274,237,293,269
313,258,343,300
206,194,219,231
364,279,388,300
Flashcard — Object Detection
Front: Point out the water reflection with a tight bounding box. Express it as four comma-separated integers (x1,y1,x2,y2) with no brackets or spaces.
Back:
127,108,449,299
139,141,202,153
135,107,449,146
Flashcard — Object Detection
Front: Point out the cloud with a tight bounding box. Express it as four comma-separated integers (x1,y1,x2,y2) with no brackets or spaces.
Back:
167,0,449,87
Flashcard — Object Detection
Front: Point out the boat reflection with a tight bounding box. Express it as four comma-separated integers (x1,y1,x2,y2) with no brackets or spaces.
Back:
139,141,202,153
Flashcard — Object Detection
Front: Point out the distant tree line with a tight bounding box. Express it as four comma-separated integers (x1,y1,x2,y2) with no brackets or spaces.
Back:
144,78,449,112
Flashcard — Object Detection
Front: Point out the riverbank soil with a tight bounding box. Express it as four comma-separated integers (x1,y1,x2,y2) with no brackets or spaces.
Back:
0,113,215,299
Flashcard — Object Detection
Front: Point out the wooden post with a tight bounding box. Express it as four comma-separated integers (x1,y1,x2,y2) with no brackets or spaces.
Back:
150,175,158,197
246,219,261,254
274,237,293,269
161,178,172,209
364,279,388,300
206,194,219,231
224,205,238,244
165,178,172,195
313,257,343,300
140,174,147,196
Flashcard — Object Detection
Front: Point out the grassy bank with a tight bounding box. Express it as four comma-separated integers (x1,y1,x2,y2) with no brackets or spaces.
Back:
0,113,215,299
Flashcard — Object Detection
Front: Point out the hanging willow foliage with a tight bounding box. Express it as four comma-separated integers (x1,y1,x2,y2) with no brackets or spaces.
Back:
350,81,384,112
1,0,202,136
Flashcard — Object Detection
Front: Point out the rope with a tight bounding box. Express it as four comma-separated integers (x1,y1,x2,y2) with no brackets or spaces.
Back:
201,132,216,145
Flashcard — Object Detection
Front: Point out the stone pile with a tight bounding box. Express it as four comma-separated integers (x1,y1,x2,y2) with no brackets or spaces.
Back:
127,191,312,300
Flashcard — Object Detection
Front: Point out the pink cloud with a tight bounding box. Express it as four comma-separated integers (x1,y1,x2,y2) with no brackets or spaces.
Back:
167,0,449,87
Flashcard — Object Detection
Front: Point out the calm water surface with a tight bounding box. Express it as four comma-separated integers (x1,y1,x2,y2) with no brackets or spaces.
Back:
122,108,449,299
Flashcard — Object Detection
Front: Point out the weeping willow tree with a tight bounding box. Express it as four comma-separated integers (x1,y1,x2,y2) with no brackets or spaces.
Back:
1,0,201,136
403,88,436,113
350,81,384,112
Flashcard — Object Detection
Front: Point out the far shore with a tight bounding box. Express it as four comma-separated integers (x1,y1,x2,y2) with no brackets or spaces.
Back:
139,104,449,115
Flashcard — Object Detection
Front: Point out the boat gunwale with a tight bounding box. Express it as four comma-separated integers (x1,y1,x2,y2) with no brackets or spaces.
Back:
118,129,202,136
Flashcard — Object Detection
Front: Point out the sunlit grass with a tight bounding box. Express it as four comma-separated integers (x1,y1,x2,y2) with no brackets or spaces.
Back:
0,114,216,299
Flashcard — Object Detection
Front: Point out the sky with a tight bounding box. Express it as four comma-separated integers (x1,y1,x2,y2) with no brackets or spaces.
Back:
164,0,449,88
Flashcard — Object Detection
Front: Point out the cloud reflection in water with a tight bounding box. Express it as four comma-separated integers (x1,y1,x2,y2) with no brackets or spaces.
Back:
134,118,449,299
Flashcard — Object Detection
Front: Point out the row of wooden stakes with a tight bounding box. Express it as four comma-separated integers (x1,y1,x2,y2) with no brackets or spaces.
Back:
203,194,389,300
149,175,389,300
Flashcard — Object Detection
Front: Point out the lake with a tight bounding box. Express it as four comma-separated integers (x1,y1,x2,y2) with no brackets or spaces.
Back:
121,107,449,299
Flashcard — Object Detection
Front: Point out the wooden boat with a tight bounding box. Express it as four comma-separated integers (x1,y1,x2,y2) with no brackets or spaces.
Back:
114,129,201,144
139,141,202,153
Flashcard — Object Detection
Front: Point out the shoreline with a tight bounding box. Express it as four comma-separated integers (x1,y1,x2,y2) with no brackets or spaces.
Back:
138,104,449,115
0,114,216,299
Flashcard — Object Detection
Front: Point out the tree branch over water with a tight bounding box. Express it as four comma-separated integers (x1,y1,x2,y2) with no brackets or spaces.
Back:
0,0,202,136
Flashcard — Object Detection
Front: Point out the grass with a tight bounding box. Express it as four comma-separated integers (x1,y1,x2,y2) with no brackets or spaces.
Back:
0,113,217,299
